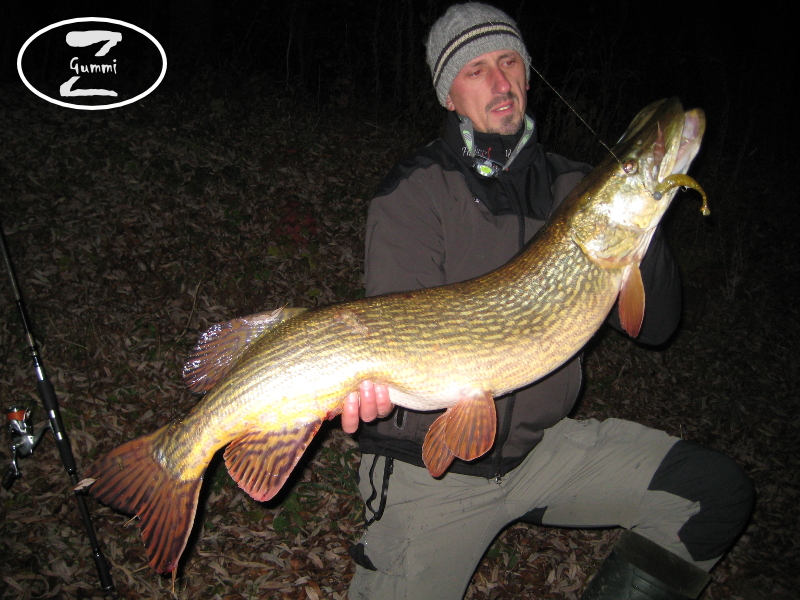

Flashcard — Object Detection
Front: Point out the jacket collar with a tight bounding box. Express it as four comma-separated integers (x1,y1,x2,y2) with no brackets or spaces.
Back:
442,110,539,173
441,110,554,221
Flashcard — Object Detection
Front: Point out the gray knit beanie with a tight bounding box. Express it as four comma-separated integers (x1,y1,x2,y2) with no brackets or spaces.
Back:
425,2,531,107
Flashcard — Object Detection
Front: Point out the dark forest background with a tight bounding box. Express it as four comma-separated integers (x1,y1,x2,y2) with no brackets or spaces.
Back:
3,0,795,158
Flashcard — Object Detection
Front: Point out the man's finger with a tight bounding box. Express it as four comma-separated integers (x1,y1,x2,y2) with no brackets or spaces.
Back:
358,380,379,422
374,383,395,417
341,391,361,434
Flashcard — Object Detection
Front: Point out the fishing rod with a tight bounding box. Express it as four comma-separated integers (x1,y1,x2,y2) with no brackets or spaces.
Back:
0,216,115,596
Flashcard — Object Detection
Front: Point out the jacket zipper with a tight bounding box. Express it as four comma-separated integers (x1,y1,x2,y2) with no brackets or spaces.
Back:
491,393,516,483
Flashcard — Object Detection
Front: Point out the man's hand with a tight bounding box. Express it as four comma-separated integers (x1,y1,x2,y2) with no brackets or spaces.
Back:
342,380,394,434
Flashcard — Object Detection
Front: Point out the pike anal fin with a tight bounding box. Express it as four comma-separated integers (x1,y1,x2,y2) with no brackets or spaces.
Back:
618,263,645,338
224,419,322,502
84,431,202,574
422,390,496,478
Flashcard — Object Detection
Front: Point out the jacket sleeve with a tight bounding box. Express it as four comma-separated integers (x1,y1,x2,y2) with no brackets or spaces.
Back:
364,168,447,296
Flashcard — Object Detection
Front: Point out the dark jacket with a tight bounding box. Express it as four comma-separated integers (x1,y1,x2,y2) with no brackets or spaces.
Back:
358,111,681,479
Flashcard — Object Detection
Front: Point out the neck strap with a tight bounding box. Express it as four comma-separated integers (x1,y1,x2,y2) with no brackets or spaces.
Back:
458,114,534,177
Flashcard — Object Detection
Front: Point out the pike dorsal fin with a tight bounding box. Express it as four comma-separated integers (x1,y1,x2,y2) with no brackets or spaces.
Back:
422,390,496,477
618,264,645,338
224,419,322,502
183,307,308,393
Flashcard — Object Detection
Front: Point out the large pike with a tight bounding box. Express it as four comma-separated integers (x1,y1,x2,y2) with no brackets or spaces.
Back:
84,98,707,574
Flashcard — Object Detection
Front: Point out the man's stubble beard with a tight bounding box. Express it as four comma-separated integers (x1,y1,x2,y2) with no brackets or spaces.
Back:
489,112,524,135
485,92,525,135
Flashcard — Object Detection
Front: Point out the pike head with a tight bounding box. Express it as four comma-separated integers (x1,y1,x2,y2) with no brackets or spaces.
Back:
570,97,707,266
567,98,707,337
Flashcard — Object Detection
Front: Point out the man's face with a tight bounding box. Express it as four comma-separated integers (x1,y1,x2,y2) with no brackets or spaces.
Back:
445,49,528,135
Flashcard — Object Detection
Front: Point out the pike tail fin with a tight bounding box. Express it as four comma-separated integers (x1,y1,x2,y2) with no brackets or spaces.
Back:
84,432,203,574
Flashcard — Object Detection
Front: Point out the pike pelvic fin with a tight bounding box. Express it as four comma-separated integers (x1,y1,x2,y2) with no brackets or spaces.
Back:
84,432,202,574
421,411,454,477
183,307,308,393
224,419,322,502
422,390,496,477
618,263,645,338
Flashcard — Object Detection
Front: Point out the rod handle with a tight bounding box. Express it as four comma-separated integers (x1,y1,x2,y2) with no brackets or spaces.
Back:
36,377,78,474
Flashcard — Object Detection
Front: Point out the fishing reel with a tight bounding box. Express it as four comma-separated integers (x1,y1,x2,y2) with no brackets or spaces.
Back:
2,405,50,490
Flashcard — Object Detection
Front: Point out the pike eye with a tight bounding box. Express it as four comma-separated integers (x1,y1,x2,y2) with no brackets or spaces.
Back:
622,159,638,174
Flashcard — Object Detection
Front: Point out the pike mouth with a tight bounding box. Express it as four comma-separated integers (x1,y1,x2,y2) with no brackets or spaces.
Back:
652,108,709,216
662,109,705,180
675,110,705,173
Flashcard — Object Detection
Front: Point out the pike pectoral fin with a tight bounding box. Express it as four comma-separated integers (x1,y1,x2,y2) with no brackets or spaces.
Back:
618,263,645,338
83,431,202,574
224,419,322,502
422,390,496,478
443,390,497,461
183,307,308,393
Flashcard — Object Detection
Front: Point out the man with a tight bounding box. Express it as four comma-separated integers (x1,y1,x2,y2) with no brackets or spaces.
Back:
341,4,752,599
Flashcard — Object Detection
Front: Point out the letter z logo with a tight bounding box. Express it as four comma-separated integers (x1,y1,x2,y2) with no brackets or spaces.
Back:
61,31,122,97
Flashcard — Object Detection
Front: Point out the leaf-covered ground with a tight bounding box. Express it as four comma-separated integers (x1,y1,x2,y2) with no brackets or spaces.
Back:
0,79,797,599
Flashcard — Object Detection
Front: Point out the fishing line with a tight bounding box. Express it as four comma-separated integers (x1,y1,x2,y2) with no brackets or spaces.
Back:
528,64,705,209
529,63,622,165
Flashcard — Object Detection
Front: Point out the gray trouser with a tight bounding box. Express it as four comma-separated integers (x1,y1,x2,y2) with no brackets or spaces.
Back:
349,417,718,600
